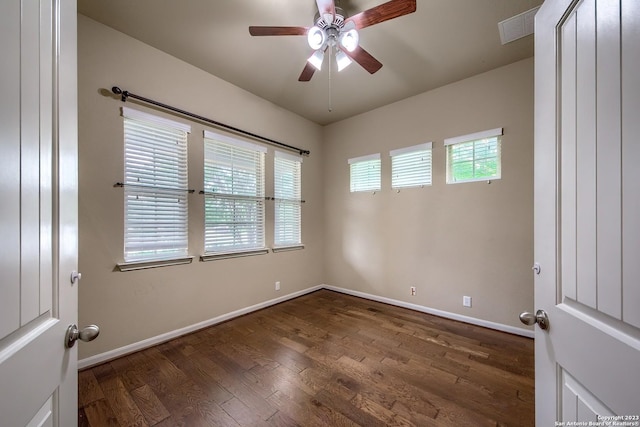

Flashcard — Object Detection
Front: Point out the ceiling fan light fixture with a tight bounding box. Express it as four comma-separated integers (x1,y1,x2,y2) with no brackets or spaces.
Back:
307,26,326,50
339,29,359,52
336,50,353,71
307,50,324,70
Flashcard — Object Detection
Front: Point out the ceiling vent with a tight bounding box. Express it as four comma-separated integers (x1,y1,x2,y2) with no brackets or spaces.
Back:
498,6,540,45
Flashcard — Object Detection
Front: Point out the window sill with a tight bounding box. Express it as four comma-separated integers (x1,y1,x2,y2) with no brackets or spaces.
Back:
272,245,305,253
117,256,194,272
446,176,501,185
200,248,269,262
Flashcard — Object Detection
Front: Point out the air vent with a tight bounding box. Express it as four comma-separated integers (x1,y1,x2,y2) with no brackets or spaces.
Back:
498,6,540,45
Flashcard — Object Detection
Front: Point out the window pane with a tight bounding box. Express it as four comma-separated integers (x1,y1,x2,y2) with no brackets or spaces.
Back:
123,115,189,262
447,136,501,183
275,154,302,246
391,148,432,188
350,158,381,192
204,137,265,253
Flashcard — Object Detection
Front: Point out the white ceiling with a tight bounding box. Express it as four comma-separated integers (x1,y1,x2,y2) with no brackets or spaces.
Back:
78,0,543,125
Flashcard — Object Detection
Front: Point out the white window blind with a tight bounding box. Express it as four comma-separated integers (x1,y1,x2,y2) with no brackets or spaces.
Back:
349,153,381,192
122,107,190,262
203,131,266,253
390,142,433,189
445,128,503,184
274,151,302,247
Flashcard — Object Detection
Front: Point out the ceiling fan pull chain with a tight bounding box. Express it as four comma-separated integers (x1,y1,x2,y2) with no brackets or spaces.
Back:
328,45,333,112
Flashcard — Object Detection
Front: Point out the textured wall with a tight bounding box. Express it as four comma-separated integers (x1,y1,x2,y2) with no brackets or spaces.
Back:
77,15,325,359
78,14,534,360
322,58,534,330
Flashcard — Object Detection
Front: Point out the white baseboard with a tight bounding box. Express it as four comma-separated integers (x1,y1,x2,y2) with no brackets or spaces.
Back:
78,283,532,369
78,285,323,370
323,284,535,339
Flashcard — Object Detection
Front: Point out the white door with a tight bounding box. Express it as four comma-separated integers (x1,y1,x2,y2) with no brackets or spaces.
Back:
534,0,640,424
0,1,79,426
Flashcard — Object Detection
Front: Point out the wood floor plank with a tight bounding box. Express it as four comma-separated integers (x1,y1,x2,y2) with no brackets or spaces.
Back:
130,384,171,425
83,398,121,427
99,376,149,427
79,290,534,426
79,369,105,407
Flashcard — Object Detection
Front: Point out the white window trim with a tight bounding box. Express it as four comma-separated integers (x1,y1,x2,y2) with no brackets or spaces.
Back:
275,150,303,163
122,106,191,133
200,248,269,262
389,142,432,157
203,130,267,153
348,153,381,193
117,256,194,272
348,152,380,164
390,142,433,190
274,150,303,248
121,108,191,264
203,131,267,255
444,127,503,146
445,128,503,184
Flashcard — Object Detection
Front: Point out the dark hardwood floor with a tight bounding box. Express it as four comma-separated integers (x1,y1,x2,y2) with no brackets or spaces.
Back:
78,290,534,426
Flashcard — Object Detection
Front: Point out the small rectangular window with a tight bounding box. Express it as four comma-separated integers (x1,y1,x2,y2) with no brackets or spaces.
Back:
445,128,503,184
203,131,266,253
390,142,432,189
122,107,190,262
349,153,381,192
274,151,302,247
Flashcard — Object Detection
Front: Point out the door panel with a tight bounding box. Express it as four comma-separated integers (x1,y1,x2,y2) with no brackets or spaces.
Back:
535,0,640,423
0,0,78,426
622,0,640,330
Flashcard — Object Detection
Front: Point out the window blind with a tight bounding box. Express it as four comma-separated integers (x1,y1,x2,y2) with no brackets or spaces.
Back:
445,128,503,183
123,108,190,262
390,142,432,189
274,151,302,247
349,153,381,192
203,131,266,253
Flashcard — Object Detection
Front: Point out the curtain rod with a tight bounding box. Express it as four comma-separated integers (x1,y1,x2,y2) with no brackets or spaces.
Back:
111,86,310,156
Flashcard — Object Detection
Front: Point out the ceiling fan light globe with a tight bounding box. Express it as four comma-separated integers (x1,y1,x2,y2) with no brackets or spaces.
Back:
340,29,359,52
336,50,353,71
307,50,324,71
307,26,326,50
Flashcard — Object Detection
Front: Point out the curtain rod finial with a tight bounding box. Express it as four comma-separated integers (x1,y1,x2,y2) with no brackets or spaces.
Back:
112,86,129,102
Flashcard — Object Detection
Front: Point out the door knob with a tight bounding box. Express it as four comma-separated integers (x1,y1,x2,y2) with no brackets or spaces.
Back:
519,309,550,330
65,324,100,348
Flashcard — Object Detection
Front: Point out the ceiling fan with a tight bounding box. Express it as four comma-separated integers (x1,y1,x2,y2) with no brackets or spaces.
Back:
249,0,417,81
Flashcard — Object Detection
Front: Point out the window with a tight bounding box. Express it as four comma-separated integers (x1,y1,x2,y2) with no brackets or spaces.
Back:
203,131,266,254
390,142,433,189
445,128,503,184
274,151,303,247
122,107,190,262
349,153,381,192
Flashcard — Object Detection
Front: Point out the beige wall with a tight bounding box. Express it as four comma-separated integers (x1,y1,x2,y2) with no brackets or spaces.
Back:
78,14,534,360
323,58,534,330
77,15,325,359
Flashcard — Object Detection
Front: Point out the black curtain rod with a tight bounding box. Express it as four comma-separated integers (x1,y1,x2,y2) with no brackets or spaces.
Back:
111,86,310,156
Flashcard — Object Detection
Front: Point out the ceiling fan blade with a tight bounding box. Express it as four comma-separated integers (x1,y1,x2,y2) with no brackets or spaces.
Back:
342,45,383,74
347,0,416,30
316,0,336,23
249,26,308,36
298,62,317,82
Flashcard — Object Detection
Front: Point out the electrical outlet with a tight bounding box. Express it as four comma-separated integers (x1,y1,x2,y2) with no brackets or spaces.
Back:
410,286,416,296
275,281,280,291
463,296,472,307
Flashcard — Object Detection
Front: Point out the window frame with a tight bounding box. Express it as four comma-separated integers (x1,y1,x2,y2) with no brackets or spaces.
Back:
390,142,433,189
445,128,503,184
274,151,303,250
120,107,191,265
348,153,381,193
202,130,267,258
